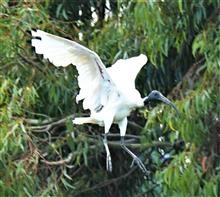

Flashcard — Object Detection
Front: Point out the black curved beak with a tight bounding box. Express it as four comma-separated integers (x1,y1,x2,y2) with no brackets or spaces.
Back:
157,95,180,116
144,91,179,116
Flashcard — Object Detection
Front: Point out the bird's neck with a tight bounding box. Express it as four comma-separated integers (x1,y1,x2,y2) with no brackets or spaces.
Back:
132,97,146,108
143,96,149,106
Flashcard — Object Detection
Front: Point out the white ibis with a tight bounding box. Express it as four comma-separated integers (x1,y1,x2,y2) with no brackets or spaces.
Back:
31,29,178,175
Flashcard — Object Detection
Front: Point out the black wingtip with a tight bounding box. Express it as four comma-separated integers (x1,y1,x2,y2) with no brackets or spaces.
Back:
27,39,31,44
36,53,44,60
27,30,31,35
34,36,41,40
32,28,37,32
31,46,35,51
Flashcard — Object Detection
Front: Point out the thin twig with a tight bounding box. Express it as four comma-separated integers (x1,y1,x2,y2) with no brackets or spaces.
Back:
41,153,73,166
18,53,46,73
128,120,143,130
24,117,56,125
27,114,75,132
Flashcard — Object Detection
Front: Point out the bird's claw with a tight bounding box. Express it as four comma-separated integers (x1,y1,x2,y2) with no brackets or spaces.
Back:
130,156,150,176
130,158,135,168
106,154,112,172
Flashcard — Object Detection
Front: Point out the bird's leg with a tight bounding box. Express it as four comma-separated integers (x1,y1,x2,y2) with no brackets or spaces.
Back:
103,133,112,172
103,119,113,172
118,118,149,175
120,136,149,175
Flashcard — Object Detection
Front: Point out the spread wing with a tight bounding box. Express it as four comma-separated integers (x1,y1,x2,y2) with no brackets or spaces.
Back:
31,29,117,112
107,54,148,91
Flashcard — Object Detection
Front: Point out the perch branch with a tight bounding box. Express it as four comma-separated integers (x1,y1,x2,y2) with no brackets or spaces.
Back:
26,113,172,149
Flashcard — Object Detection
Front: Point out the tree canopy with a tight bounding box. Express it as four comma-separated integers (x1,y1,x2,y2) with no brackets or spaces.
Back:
0,0,219,196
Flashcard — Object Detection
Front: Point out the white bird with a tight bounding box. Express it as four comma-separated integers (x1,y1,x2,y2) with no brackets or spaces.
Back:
31,29,178,175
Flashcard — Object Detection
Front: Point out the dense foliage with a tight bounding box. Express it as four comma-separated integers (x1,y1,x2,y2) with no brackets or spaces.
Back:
0,0,219,196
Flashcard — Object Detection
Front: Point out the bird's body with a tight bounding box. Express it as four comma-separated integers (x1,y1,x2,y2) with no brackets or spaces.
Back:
74,54,147,126
78,97,134,128
80,85,143,125
31,29,178,175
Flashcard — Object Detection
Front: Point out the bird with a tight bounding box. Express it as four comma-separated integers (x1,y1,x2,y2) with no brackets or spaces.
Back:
31,29,179,175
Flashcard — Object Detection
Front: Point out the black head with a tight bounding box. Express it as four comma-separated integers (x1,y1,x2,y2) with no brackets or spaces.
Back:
146,90,162,101
144,90,179,115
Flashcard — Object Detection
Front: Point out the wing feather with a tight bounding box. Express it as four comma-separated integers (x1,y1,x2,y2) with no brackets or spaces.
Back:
31,29,116,112
107,54,148,91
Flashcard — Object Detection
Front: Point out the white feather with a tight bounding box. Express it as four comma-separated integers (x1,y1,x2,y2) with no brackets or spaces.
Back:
107,54,147,94
31,29,117,112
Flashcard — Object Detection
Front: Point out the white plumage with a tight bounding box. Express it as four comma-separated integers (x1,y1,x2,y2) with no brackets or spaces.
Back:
31,29,178,175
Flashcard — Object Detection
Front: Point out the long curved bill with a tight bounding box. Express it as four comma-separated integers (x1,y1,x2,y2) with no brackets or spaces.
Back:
158,95,180,116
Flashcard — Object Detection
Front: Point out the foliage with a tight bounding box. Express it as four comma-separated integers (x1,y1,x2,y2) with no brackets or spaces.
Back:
0,0,219,196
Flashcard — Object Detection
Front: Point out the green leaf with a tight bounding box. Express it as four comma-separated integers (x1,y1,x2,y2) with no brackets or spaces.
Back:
178,0,183,13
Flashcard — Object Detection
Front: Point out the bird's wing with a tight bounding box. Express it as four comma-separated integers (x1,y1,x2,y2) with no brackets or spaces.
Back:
31,29,117,112
107,54,148,91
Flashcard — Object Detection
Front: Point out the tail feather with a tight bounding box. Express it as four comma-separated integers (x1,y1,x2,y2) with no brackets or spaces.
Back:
73,117,97,125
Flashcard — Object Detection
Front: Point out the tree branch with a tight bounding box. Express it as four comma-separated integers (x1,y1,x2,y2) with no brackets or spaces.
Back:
26,114,75,132
25,113,172,149
41,153,73,166
75,167,137,196
169,57,205,98
26,113,144,138
102,133,141,139
87,137,172,149
128,120,143,130
107,140,172,149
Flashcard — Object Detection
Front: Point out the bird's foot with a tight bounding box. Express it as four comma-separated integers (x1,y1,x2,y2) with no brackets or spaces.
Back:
130,156,150,176
106,154,112,172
